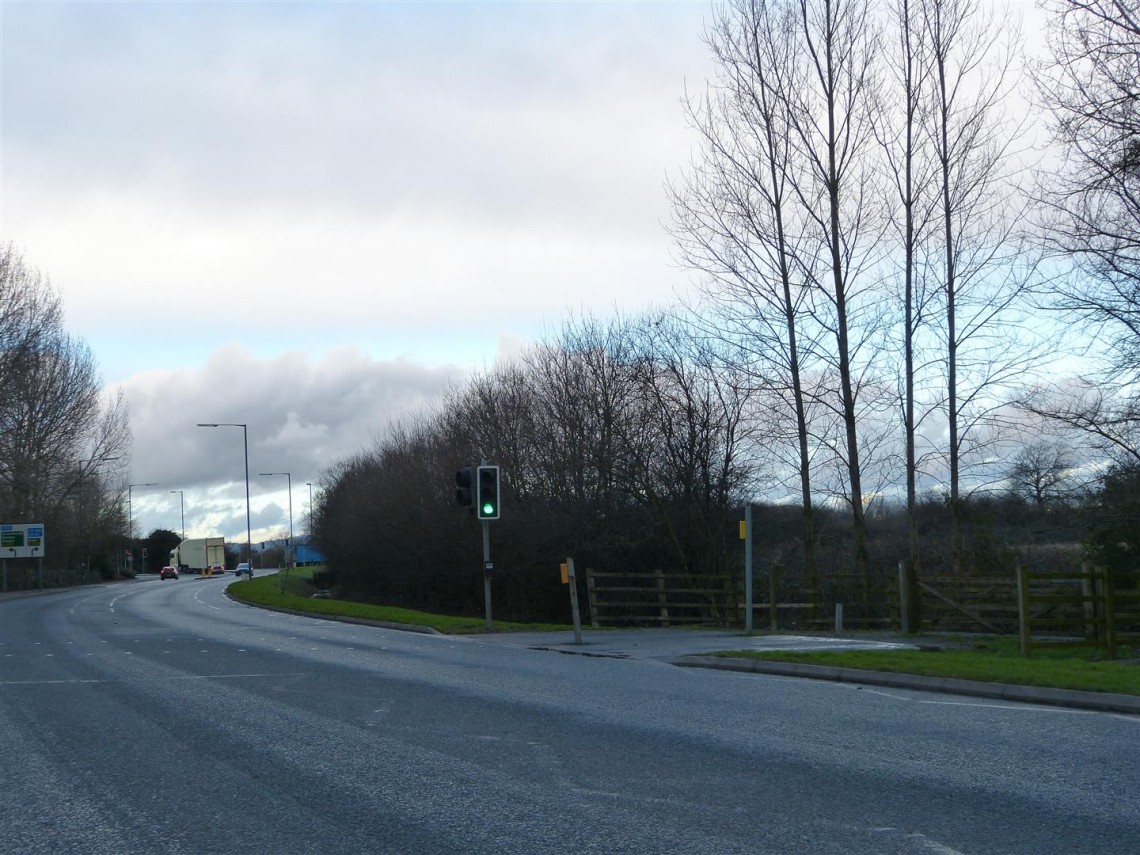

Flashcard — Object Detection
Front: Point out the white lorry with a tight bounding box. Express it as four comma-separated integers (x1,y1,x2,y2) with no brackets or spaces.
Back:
170,537,226,574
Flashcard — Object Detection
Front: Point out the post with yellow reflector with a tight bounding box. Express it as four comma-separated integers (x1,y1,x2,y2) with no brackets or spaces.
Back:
561,558,583,645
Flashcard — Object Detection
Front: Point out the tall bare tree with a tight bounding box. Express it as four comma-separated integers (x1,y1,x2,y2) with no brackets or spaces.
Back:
1032,0,1140,458
671,0,825,587
923,0,1039,571
672,0,890,582
785,0,886,577
877,0,942,578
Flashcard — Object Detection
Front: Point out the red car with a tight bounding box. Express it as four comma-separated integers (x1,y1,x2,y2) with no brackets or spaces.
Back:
159,565,180,580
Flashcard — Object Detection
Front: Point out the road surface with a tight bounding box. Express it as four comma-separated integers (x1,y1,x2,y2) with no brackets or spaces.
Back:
2,576,1137,854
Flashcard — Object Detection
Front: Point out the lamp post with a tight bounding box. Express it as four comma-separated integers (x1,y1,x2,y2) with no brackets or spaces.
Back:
170,490,185,541
307,482,313,535
197,423,252,572
257,472,292,562
127,482,158,575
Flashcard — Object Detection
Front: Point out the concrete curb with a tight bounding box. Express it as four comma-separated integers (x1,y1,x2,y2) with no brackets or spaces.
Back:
673,656,1140,715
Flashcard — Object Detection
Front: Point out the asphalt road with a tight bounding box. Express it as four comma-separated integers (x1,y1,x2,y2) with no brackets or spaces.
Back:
2,576,1138,855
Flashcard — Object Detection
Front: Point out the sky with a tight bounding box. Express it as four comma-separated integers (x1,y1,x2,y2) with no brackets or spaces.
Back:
1,0,719,544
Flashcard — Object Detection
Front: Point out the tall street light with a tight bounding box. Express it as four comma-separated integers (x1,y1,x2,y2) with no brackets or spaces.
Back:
127,482,158,574
170,490,185,541
306,481,314,537
197,423,252,569
257,472,292,561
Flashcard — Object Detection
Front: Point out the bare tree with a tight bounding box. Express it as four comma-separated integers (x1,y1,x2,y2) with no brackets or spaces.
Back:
0,245,130,582
672,0,889,581
921,0,1040,571
1004,440,1077,506
1032,0,1140,455
785,0,887,578
877,0,943,578
671,0,825,586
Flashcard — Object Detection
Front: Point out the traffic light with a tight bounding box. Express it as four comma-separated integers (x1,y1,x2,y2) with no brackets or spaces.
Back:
476,464,500,520
455,466,474,507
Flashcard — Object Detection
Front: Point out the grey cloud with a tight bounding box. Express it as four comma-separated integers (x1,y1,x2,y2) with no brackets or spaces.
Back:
124,344,463,540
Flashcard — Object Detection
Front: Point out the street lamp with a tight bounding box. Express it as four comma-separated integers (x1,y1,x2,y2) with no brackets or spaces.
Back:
127,482,158,574
257,472,292,561
197,423,252,570
170,490,185,541
306,481,314,537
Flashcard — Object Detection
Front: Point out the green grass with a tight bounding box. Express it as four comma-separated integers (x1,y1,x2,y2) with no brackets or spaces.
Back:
712,641,1140,696
227,570,572,634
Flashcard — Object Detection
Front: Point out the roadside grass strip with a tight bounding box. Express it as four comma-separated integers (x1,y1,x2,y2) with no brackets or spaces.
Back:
710,647,1140,696
228,572,571,634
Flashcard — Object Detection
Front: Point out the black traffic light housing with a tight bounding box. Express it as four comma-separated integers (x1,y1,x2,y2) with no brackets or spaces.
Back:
476,464,500,520
455,466,474,508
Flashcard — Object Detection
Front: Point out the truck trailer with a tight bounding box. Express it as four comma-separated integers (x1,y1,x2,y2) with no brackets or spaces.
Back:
170,537,226,574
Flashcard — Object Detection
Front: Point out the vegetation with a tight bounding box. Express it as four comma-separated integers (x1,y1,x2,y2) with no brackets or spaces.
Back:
0,244,130,588
712,637,1140,696
228,568,571,634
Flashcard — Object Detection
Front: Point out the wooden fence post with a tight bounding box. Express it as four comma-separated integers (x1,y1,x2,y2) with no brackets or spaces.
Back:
898,560,916,634
585,568,599,628
1082,561,1099,642
1016,564,1031,658
1103,566,1118,660
655,568,670,626
769,562,778,632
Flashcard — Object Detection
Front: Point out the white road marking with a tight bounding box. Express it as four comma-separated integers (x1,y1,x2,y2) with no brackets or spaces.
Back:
909,833,970,855
919,699,1089,714
0,673,308,686
833,680,1138,718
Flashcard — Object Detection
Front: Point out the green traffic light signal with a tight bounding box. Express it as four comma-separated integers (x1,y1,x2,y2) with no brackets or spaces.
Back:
476,464,500,520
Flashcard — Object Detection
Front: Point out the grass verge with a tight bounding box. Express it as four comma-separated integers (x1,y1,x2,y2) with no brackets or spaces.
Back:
711,640,1140,696
227,570,571,634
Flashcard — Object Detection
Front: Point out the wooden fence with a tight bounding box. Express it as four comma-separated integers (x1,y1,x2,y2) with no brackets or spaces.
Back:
583,566,897,630
1015,564,1140,658
582,563,1140,642
584,569,742,627
1016,565,1116,657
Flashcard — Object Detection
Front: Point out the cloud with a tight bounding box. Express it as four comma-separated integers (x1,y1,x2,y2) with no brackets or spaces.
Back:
2,1,713,541
124,344,464,540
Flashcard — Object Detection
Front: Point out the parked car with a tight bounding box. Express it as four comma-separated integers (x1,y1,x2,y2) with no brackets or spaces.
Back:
159,565,179,580
234,562,252,579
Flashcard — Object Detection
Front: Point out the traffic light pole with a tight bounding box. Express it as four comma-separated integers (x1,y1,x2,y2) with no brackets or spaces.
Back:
482,519,492,630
